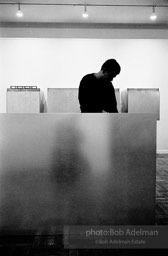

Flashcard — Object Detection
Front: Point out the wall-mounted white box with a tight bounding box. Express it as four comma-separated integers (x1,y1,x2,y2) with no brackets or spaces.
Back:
47,88,120,113
121,88,160,120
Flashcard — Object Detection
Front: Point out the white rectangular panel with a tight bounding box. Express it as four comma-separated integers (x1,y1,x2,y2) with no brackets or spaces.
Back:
121,88,160,120
47,88,120,113
6,88,41,113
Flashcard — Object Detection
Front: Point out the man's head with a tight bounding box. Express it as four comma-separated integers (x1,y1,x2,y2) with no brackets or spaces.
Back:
101,59,121,81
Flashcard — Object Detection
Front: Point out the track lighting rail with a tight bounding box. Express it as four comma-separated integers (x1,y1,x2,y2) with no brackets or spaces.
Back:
0,2,168,8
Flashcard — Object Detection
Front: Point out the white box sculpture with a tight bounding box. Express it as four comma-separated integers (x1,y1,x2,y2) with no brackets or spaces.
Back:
6,86,43,113
47,88,120,113
121,88,160,120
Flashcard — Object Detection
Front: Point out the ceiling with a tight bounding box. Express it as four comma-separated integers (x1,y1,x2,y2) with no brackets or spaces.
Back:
0,0,168,26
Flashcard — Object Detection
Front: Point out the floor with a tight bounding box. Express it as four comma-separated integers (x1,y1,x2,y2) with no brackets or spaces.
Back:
156,154,168,224
0,154,168,255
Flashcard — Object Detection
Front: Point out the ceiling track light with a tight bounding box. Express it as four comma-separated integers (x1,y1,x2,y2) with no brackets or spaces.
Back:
0,2,167,21
82,5,88,18
16,3,23,18
150,6,157,21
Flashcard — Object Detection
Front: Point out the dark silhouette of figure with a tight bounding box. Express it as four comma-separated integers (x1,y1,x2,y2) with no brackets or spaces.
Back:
78,59,121,113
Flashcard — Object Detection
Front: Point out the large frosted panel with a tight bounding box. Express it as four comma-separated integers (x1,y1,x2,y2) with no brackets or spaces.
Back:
6,88,42,113
121,88,160,120
47,88,120,112
0,114,156,233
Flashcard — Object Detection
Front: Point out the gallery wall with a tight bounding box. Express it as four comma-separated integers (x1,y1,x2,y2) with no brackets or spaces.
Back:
0,26,168,152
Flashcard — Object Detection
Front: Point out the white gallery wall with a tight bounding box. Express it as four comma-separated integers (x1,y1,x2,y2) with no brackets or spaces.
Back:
0,28,168,152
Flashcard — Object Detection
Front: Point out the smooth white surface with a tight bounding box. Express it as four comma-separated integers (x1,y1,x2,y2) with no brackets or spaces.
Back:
128,89,160,119
121,89,160,120
6,90,40,113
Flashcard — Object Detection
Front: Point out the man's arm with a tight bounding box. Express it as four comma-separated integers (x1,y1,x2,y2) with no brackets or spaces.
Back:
103,85,118,113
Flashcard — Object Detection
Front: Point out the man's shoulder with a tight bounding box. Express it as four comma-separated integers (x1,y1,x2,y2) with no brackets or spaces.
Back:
81,73,95,81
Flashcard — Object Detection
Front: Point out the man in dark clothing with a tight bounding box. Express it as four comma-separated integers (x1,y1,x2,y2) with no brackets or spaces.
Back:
78,59,121,113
